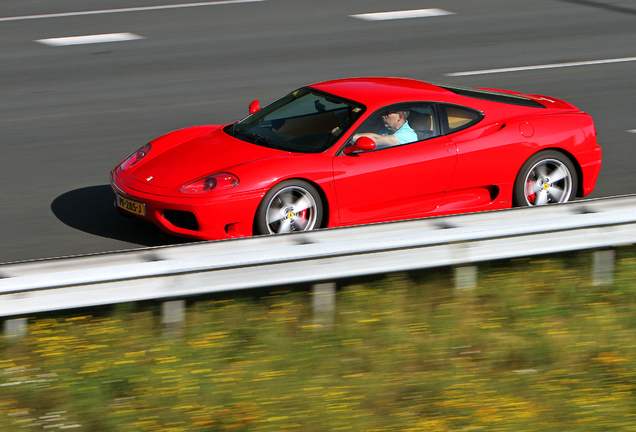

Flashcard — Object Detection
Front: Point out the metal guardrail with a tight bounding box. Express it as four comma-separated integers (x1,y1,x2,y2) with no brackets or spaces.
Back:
1,195,636,318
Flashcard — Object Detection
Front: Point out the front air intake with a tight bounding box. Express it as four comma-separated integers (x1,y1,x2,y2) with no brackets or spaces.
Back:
163,210,198,231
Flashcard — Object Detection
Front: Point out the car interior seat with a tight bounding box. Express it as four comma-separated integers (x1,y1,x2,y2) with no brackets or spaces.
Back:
408,111,434,141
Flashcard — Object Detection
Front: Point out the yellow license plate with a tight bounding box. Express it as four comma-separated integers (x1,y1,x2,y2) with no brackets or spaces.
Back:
117,194,146,216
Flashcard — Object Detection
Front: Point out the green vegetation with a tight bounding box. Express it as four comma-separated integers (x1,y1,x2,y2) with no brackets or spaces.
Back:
3,248,636,431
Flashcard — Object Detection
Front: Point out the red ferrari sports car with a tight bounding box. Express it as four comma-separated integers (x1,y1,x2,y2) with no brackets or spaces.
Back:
110,77,602,240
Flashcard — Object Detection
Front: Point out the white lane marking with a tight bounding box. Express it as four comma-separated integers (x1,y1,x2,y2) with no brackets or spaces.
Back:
0,0,265,22
446,56,636,76
36,33,145,46
628,130,636,134
351,8,454,21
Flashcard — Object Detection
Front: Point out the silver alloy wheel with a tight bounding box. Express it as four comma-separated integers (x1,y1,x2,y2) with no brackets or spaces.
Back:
264,185,319,234
523,158,573,206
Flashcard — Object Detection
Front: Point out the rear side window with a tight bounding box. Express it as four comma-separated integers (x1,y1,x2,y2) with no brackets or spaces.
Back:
440,104,483,134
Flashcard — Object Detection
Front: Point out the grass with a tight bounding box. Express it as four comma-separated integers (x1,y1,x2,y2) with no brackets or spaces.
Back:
3,247,636,430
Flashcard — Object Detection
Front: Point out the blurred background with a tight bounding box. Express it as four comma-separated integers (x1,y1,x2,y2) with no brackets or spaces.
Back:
1,0,635,262
2,2,636,430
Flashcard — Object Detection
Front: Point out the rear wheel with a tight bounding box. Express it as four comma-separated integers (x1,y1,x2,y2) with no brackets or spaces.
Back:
255,180,323,235
513,150,577,207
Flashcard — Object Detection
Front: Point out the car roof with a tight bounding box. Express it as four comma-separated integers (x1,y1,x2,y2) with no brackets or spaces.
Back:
309,77,458,108
309,77,558,112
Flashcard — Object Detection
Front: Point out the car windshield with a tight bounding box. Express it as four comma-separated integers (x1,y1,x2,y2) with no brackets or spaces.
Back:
227,88,365,153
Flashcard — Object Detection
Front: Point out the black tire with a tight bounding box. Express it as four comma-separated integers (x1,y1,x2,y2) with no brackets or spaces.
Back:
513,150,577,207
255,180,323,235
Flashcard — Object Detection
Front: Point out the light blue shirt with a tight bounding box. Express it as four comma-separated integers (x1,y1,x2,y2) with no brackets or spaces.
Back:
379,121,418,145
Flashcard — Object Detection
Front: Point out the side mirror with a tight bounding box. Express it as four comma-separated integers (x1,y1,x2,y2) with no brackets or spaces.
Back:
249,100,260,114
343,136,376,155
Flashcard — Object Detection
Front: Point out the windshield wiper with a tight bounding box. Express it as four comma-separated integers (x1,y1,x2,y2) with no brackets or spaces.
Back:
239,132,276,148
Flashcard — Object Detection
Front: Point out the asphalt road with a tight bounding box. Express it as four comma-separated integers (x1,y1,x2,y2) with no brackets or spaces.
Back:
1,0,635,264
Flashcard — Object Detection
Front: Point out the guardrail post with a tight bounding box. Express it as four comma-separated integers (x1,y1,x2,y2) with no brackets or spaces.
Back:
3,318,28,339
593,249,615,285
162,300,185,338
455,266,477,290
313,282,335,329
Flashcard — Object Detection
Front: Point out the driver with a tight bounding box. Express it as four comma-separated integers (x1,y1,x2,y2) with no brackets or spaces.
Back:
353,109,417,147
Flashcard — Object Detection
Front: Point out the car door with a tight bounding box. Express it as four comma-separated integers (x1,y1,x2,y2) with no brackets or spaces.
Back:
332,103,457,225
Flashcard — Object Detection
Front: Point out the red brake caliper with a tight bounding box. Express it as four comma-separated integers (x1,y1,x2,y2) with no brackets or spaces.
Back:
526,180,536,204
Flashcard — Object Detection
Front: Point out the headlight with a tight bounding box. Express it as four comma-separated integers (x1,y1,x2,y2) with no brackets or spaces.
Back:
180,173,239,194
120,143,151,170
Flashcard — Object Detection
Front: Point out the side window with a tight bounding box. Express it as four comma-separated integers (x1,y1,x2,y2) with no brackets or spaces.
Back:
408,104,439,141
440,104,483,134
351,102,440,149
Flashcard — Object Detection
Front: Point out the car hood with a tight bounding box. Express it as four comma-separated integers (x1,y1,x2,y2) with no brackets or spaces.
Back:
130,127,283,189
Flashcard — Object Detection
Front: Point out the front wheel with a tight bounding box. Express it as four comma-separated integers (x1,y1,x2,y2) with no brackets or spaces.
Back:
513,150,577,207
255,180,323,235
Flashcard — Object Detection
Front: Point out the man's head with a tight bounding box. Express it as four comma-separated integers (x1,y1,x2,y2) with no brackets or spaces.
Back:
382,109,409,132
